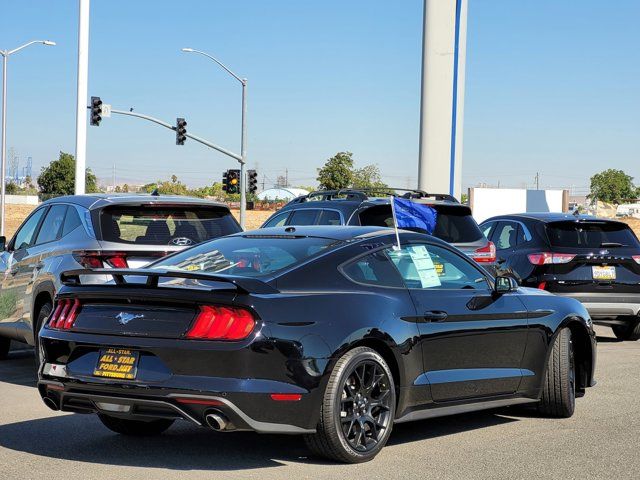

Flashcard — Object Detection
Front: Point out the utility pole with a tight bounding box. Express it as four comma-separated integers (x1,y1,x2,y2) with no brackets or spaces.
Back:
74,0,90,195
1,39,56,235
535,172,540,190
112,164,116,190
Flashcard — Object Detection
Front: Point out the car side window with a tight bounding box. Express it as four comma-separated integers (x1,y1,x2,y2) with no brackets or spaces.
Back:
62,207,82,236
287,209,320,226
481,221,495,239
318,210,341,226
35,205,68,245
263,212,289,228
342,250,404,288
387,243,488,290
493,221,519,250
11,207,47,251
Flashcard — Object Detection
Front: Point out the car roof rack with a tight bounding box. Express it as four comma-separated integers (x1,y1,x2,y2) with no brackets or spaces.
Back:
288,188,459,204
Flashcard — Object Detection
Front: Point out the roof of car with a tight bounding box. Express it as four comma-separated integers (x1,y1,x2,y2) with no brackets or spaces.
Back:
238,225,392,241
276,196,469,214
483,212,624,224
236,225,449,246
41,194,230,210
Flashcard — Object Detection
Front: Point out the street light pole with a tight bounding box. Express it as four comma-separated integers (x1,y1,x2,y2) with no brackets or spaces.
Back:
0,40,56,236
181,48,248,229
239,78,247,230
1,53,7,237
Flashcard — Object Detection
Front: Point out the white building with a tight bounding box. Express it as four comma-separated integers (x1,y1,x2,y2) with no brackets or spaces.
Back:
257,187,309,201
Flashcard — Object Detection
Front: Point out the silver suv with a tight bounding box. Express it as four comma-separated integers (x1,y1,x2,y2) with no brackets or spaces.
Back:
0,194,241,358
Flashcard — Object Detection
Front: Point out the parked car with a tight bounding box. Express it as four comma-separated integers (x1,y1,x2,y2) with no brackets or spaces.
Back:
480,213,640,340
260,189,496,265
0,194,241,359
38,226,595,463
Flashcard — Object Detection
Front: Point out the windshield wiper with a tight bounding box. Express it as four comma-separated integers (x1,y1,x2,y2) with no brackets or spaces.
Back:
600,242,627,248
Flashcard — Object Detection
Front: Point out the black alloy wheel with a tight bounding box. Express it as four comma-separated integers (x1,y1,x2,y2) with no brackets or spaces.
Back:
339,360,393,453
612,319,640,341
538,327,576,417
304,347,396,463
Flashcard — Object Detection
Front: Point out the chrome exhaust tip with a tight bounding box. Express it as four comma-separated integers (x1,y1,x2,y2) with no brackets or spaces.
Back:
43,396,60,411
204,411,228,431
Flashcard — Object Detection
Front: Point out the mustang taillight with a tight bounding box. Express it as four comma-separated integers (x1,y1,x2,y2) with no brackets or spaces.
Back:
470,241,496,263
48,299,81,330
185,305,256,340
527,252,576,265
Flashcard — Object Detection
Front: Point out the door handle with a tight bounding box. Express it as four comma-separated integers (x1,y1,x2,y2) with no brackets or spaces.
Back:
423,311,448,322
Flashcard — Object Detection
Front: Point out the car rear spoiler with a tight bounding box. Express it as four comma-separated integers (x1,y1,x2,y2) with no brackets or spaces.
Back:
60,268,278,295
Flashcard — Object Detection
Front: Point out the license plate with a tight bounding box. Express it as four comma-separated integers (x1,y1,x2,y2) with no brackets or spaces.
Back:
94,348,139,380
592,266,616,280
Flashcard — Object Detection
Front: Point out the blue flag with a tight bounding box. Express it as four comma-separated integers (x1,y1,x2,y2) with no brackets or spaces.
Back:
392,197,438,234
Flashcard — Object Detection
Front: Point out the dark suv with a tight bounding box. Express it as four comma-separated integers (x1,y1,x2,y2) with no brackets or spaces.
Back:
0,194,241,359
261,189,495,264
480,213,640,340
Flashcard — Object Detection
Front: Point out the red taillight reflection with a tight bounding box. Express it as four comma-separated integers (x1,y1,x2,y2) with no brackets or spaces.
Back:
633,255,640,265
74,251,129,269
470,241,496,263
528,252,576,265
48,299,81,330
185,305,256,341
105,255,128,268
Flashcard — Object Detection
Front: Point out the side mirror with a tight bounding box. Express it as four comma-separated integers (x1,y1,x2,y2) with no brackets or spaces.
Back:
0,236,6,251
494,275,517,294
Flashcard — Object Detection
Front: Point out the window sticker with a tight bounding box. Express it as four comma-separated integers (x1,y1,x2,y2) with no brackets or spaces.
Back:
389,245,441,288
406,245,441,288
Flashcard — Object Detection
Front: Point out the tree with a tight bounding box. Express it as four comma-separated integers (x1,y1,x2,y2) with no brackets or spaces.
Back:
317,152,354,190
37,151,99,195
5,182,19,195
588,169,640,204
351,164,387,189
144,175,189,195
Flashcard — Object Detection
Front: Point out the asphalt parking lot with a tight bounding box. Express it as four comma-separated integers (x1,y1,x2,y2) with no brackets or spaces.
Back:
0,326,638,480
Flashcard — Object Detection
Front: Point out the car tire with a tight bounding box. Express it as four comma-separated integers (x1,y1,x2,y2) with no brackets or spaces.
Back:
304,347,396,463
612,319,640,341
34,302,52,369
538,328,576,418
0,336,10,360
97,414,175,436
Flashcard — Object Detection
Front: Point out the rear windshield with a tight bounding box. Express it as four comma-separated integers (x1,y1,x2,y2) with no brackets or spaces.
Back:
99,206,241,246
546,221,640,248
150,235,344,277
359,204,483,243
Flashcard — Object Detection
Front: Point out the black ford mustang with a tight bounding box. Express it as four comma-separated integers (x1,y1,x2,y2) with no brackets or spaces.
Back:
38,226,596,463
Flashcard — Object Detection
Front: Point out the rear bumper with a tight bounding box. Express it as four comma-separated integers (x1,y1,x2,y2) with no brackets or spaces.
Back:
38,379,315,434
37,329,329,433
553,292,640,320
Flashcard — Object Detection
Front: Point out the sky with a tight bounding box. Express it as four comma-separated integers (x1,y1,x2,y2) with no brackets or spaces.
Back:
1,0,639,195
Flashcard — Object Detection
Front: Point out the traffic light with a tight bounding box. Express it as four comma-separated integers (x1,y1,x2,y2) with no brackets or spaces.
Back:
226,169,240,194
175,118,187,145
222,170,229,192
248,169,258,193
90,96,102,126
